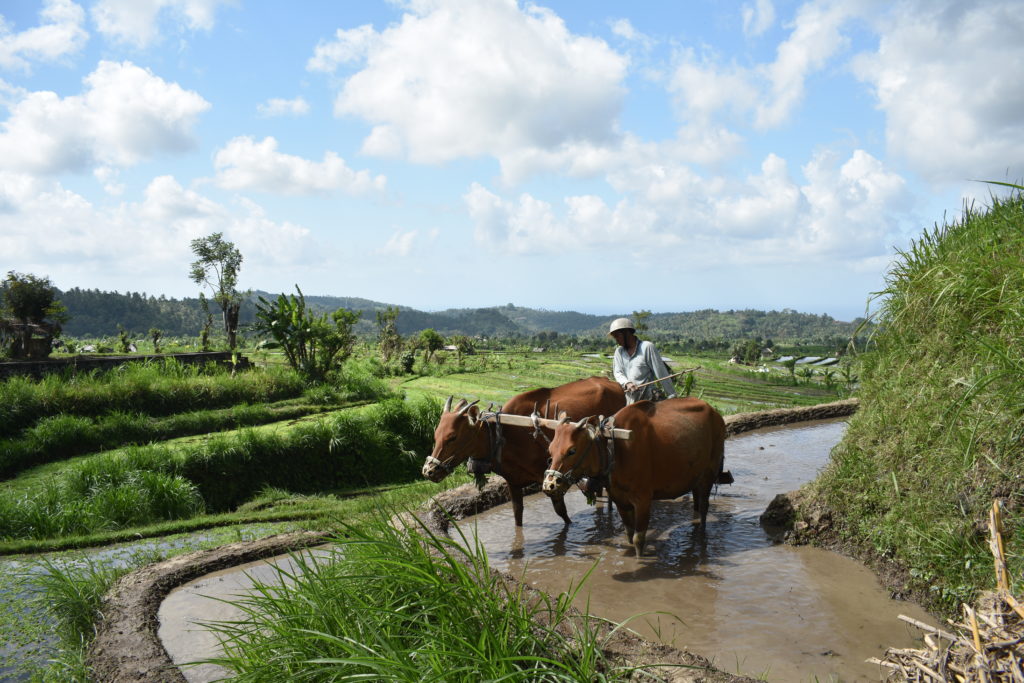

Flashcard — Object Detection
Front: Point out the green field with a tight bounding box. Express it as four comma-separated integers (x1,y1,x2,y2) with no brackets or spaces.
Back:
0,346,850,680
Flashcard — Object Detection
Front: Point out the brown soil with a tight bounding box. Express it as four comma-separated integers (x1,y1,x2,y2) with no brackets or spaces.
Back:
86,399,859,682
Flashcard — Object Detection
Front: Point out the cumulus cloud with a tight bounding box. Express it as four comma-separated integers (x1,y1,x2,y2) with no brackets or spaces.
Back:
213,136,386,196
0,172,319,285
852,0,1024,184
91,0,234,48
313,0,627,173
465,148,912,263
256,96,310,117
609,18,654,50
0,0,88,71
0,60,209,174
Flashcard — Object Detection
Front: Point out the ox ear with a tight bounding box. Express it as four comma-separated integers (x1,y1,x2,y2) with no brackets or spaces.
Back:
585,423,599,439
444,396,454,412
466,403,481,426
456,399,479,416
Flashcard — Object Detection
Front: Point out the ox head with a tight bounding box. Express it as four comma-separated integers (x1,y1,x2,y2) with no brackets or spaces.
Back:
421,396,487,482
542,415,599,497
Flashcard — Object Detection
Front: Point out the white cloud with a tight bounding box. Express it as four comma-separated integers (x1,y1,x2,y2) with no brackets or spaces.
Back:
852,0,1024,185
742,0,775,37
754,1,850,129
0,172,319,285
609,18,653,50
668,1,853,132
465,149,912,263
306,24,377,73
0,0,88,71
0,60,209,174
213,136,386,196
91,0,234,48
379,229,417,257
316,0,627,171
256,96,310,117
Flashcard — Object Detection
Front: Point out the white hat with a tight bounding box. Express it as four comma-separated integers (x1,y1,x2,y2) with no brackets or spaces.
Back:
608,317,635,335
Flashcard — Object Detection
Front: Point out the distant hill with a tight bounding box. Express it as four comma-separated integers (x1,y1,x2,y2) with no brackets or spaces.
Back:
57,287,866,342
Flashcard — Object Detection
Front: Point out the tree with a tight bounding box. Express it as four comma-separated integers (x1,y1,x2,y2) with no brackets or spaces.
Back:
632,309,652,335
781,357,797,385
189,233,243,350
251,286,360,381
418,328,445,363
149,327,163,353
376,306,403,363
1,271,68,359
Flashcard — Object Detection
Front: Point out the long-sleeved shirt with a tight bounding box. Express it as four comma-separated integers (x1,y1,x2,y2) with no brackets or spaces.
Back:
613,339,676,404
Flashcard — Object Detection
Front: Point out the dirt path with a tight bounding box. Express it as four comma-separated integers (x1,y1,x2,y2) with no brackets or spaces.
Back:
87,399,859,682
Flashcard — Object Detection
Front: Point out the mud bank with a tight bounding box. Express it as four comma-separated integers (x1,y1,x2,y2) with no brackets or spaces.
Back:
87,399,859,682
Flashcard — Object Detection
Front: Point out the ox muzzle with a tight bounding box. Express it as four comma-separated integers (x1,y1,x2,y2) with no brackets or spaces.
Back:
542,468,575,496
422,455,455,482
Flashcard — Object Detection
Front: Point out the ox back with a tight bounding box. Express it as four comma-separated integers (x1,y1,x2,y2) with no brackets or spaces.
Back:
499,376,625,526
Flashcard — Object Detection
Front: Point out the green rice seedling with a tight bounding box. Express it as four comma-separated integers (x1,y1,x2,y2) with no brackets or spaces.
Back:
203,512,628,682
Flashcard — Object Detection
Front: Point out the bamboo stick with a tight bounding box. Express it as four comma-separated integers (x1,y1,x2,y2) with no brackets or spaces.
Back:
630,366,701,391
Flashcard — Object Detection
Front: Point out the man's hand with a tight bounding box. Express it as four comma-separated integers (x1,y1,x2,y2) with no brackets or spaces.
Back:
624,382,638,393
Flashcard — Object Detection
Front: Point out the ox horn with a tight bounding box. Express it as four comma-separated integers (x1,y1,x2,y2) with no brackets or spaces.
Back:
456,399,480,416
444,396,454,412
575,416,590,429
453,398,468,413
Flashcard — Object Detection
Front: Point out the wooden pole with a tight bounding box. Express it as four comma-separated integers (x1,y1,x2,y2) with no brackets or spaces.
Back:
475,412,632,440
630,366,702,391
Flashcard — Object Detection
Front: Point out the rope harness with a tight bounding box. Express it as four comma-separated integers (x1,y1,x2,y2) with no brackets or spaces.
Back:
466,409,506,476
543,416,616,490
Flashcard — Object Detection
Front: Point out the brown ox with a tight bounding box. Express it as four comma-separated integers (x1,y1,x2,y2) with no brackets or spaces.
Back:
542,397,726,556
421,376,625,526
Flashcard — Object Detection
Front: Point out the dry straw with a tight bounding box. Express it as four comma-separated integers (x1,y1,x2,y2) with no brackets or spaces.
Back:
869,501,1024,681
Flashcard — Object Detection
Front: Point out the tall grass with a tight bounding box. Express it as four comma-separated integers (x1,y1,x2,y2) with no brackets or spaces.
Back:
0,359,307,438
203,513,627,682
808,188,1024,613
0,397,442,540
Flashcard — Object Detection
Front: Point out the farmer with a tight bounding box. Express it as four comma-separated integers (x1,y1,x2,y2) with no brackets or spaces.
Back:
609,317,676,405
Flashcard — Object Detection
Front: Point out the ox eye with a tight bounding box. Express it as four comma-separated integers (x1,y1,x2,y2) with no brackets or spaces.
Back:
567,447,576,456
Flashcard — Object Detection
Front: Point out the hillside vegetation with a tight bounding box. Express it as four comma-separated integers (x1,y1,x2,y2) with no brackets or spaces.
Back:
806,189,1024,613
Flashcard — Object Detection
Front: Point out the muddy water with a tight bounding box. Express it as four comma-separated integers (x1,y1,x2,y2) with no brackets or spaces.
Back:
455,419,933,682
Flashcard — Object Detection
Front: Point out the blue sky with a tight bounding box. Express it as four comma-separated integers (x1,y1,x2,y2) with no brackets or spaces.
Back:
1,0,1021,322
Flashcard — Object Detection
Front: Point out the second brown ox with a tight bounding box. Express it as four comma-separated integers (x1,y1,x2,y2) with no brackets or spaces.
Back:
542,397,726,556
422,376,625,526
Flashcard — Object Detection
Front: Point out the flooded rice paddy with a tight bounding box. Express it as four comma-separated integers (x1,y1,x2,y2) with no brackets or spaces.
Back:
454,419,933,681
157,418,933,682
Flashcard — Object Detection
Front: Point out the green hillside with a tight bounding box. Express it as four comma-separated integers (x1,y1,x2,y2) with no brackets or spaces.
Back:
803,188,1024,614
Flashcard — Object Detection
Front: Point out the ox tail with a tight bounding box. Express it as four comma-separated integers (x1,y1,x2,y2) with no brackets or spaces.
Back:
714,434,733,485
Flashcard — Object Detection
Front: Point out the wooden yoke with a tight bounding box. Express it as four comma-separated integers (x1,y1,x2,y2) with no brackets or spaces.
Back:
475,411,632,440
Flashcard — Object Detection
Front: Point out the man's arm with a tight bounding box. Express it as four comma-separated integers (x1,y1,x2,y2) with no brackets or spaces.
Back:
612,350,636,392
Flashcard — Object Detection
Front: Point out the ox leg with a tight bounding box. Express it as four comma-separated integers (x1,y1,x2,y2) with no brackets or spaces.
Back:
550,495,572,525
510,485,525,527
632,499,652,557
696,478,714,530
615,500,636,546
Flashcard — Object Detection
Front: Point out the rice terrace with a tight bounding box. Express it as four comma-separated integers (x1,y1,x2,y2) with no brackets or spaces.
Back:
0,188,1020,681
